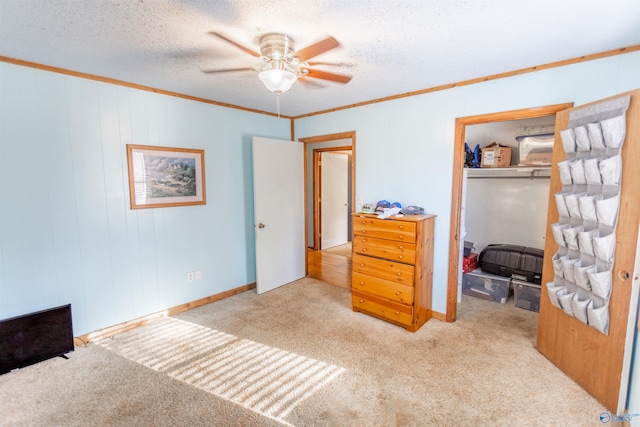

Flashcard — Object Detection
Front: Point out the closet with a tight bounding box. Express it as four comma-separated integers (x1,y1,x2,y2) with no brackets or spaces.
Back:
458,116,556,305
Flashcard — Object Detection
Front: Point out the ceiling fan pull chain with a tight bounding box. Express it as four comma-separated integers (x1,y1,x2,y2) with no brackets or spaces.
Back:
276,93,281,117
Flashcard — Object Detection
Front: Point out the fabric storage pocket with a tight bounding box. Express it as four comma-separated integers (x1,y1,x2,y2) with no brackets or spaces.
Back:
578,229,597,256
587,122,606,150
587,268,612,299
578,194,599,222
552,253,568,278
546,282,567,309
583,158,602,185
559,292,576,316
572,294,591,324
587,300,609,334
593,230,616,263
551,222,569,248
574,263,595,290
574,125,590,152
569,159,586,185
599,155,621,185
557,160,573,185
560,258,580,283
564,193,585,218
560,128,576,153
595,193,620,227
561,225,583,251
555,192,570,218
601,115,626,148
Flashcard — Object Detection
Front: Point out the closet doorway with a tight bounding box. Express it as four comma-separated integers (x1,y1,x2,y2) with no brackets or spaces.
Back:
446,103,573,322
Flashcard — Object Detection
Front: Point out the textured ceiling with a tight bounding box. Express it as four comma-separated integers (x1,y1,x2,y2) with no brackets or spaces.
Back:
1,1,639,117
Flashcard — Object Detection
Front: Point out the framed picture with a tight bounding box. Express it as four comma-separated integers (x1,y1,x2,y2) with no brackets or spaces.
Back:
126,144,206,209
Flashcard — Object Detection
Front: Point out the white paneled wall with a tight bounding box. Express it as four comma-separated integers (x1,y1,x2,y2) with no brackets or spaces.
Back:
0,62,290,335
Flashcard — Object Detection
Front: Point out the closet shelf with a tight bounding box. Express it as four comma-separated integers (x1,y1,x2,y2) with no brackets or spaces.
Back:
466,166,551,179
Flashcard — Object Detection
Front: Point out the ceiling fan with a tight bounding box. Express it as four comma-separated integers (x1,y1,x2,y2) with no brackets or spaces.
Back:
202,32,352,95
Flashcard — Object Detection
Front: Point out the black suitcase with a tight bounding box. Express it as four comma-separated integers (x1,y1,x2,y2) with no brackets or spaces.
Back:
479,244,544,284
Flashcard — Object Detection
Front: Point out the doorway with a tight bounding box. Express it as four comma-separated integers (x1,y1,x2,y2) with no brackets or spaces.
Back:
314,147,353,252
445,103,573,322
299,131,356,289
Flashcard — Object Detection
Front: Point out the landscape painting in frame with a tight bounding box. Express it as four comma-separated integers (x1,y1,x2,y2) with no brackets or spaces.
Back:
126,144,206,209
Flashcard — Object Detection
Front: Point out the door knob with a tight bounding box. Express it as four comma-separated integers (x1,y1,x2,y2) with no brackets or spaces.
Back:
257,223,266,229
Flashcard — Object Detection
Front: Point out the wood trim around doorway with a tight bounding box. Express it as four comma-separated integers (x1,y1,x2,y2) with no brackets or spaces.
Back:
298,131,356,273
445,103,573,322
312,146,353,250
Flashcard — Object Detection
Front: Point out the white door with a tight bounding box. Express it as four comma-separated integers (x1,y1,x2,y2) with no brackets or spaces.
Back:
252,137,305,294
320,152,349,250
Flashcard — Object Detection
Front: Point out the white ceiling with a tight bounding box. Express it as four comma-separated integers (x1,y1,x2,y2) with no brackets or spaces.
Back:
1,1,639,117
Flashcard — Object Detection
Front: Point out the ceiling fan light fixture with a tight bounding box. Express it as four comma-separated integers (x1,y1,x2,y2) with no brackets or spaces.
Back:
258,68,297,94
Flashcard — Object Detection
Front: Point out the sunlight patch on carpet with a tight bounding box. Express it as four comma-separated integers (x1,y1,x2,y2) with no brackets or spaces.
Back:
94,317,345,424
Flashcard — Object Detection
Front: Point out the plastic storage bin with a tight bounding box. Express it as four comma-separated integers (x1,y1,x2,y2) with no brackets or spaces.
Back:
512,279,542,312
462,270,511,303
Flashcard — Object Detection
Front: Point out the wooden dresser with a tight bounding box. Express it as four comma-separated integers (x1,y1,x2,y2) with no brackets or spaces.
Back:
351,213,436,332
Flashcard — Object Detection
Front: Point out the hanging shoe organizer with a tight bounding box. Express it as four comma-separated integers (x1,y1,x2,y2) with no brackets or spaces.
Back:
546,95,630,335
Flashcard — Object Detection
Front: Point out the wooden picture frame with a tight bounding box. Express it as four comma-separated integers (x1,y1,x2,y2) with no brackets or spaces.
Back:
126,144,206,209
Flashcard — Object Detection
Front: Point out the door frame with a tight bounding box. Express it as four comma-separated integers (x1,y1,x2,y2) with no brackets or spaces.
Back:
445,103,573,322
313,146,353,250
298,132,356,261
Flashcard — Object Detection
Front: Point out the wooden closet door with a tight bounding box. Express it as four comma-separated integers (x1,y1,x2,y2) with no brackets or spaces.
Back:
536,89,640,413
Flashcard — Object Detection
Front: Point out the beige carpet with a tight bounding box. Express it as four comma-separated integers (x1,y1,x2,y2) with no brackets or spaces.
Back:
0,278,607,426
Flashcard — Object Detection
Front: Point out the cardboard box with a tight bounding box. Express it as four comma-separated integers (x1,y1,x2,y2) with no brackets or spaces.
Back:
481,142,512,168
517,134,554,166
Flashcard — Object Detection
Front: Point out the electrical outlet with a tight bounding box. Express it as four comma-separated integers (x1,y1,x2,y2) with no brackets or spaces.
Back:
195,271,201,280
187,272,194,282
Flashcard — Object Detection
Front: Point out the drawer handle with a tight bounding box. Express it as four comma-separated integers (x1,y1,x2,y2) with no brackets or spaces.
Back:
362,239,367,243
398,255,403,259
359,299,364,303
362,230,366,234
361,263,365,267
360,281,365,285
399,235,404,239
399,245,403,249
399,225,404,229
395,291,401,295
362,248,367,252
397,272,401,276
395,311,400,315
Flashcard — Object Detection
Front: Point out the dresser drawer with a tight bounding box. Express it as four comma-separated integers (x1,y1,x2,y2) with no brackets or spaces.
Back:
352,290,413,327
352,216,416,242
353,235,416,264
352,253,414,285
352,272,413,305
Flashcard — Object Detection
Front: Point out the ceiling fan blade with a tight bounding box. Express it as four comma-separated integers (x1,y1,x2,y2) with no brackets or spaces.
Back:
207,31,260,57
296,36,339,61
201,67,256,74
305,69,352,84
307,61,354,68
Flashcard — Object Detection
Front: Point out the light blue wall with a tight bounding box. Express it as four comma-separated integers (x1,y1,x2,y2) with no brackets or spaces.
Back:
0,62,290,335
2,51,640,413
294,51,640,315
295,50,640,414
